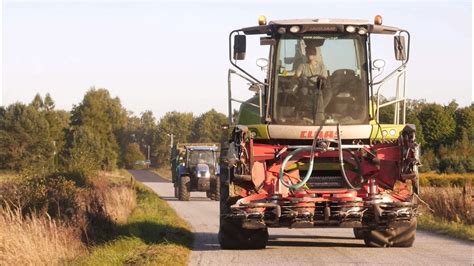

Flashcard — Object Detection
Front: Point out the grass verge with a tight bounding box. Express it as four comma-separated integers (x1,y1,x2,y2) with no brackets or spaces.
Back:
418,213,474,242
77,179,193,265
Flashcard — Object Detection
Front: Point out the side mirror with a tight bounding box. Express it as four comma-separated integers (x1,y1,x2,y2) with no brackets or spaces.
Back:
233,35,246,60
394,36,406,61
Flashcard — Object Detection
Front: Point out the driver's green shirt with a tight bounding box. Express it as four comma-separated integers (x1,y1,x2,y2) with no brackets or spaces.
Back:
296,63,328,79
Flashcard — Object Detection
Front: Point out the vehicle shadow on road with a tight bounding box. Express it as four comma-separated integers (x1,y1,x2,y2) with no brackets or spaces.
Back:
267,240,365,248
191,232,365,251
192,232,221,251
270,234,355,240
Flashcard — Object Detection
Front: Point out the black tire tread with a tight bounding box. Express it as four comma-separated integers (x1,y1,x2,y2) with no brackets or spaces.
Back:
178,175,190,201
218,167,268,249
364,218,417,247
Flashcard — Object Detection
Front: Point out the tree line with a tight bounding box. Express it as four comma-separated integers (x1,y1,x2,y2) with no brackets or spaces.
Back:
379,98,474,173
0,88,227,175
0,88,472,174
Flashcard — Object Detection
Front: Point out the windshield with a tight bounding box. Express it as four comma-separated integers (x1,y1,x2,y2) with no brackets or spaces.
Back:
273,34,369,125
188,150,215,166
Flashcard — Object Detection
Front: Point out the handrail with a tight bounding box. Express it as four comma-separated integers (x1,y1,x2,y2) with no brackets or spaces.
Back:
375,67,407,124
379,97,406,108
227,68,264,124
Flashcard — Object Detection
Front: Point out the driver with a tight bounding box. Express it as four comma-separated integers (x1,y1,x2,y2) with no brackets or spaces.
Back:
295,45,330,122
295,46,328,80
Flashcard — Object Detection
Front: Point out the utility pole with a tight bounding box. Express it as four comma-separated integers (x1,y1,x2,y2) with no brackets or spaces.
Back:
147,145,150,161
167,133,174,148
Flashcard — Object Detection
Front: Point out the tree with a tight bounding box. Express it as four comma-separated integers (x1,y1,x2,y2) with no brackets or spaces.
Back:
66,88,127,170
30,93,44,111
455,105,474,141
123,143,145,168
155,111,194,166
0,103,54,171
44,93,55,111
417,103,456,150
190,109,227,143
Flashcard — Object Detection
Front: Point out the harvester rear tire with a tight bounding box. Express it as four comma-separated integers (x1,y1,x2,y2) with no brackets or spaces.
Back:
178,175,190,201
364,218,417,247
353,228,368,239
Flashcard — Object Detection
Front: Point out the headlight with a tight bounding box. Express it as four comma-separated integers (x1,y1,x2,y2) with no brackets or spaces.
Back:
205,171,210,178
358,27,367,35
289,25,300,33
389,129,397,136
346,25,356,33
196,172,201,177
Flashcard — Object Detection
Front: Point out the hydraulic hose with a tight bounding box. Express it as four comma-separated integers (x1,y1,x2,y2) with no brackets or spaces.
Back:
278,124,362,190
279,126,323,189
337,124,362,190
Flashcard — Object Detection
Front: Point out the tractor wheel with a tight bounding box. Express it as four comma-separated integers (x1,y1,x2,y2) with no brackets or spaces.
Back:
353,228,368,239
364,218,417,247
206,191,213,199
174,184,179,198
178,175,190,201
213,175,220,201
218,166,268,249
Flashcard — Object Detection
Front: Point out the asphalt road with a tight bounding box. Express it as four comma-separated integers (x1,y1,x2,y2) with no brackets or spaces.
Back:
129,170,473,266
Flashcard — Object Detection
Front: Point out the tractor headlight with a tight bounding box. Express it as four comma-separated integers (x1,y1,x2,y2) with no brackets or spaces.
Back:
196,172,201,177
205,171,211,178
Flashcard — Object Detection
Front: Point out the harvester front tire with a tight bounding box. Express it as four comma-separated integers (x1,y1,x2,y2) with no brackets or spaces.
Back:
218,167,268,249
218,218,268,249
364,218,417,247
178,175,190,201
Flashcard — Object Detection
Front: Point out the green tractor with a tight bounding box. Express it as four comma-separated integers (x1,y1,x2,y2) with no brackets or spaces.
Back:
219,15,420,249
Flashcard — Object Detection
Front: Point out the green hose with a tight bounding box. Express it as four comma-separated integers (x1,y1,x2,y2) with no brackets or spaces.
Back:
278,147,316,189
279,125,323,190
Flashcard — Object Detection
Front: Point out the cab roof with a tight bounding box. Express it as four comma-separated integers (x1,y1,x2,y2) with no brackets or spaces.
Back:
188,146,218,151
240,18,402,35
270,18,371,26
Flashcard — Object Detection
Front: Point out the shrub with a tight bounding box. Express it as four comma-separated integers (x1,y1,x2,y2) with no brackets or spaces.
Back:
420,185,472,224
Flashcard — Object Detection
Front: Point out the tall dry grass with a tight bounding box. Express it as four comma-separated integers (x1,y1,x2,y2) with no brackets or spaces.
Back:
101,185,137,224
0,205,85,265
0,172,139,264
419,185,473,224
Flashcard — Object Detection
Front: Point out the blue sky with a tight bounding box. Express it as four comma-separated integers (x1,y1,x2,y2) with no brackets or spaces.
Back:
2,0,472,119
